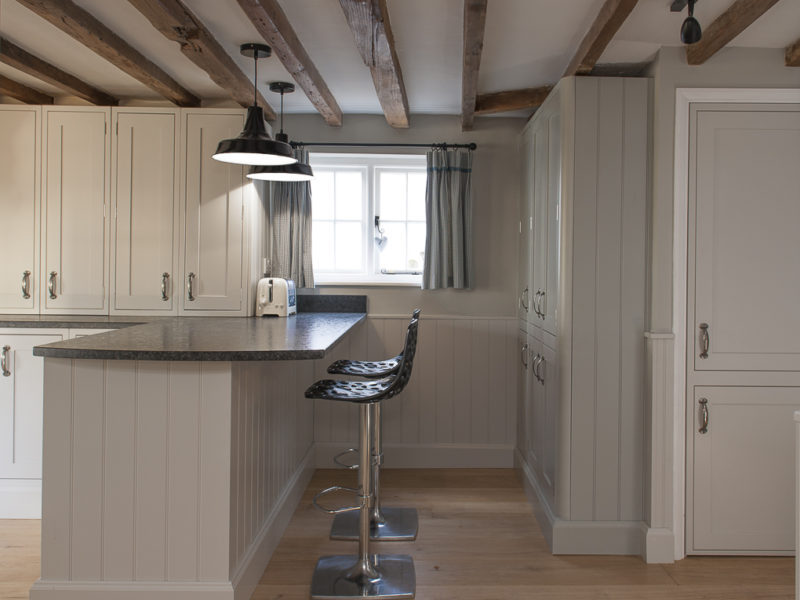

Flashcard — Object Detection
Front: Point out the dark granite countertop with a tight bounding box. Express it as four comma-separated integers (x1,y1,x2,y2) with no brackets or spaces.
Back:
32,313,365,361
0,315,159,328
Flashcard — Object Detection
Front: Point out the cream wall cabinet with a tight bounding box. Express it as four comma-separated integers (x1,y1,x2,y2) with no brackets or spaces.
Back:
111,108,180,315
42,107,111,314
516,77,648,554
0,107,40,314
0,329,64,517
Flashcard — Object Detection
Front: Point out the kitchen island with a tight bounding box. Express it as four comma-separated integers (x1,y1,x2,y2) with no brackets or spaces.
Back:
29,310,365,600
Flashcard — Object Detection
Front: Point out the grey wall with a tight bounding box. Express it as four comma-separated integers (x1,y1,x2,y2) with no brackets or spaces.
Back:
647,46,800,331
283,113,525,317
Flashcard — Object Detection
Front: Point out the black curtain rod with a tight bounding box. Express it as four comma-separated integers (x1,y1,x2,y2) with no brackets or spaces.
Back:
289,141,477,150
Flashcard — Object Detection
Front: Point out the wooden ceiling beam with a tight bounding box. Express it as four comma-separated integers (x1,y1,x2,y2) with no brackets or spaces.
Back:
236,0,342,126
785,37,800,67
563,0,640,76
686,0,782,65
0,37,117,105
0,73,53,104
339,0,409,128
14,0,199,106
475,86,553,115
128,0,274,118
461,0,488,131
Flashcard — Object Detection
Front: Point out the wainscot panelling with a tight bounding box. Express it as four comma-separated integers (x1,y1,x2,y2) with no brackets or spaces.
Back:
313,316,518,468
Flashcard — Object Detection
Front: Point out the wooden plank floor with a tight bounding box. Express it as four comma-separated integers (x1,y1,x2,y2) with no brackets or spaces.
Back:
1,469,794,599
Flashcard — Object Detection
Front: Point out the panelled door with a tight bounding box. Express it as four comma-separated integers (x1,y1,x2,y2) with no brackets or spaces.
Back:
543,110,561,336
182,111,246,312
0,107,39,313
518,127,534,322
692,107,800,372
112,109,179,313
531,122,548,329
687,103,800,554
42,108,110,314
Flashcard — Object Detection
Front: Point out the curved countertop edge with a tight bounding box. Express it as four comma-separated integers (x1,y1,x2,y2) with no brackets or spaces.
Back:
31,313,366,361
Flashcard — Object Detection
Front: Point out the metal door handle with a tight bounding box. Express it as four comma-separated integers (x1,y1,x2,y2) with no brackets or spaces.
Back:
48,271,57,300
161,272,170,301
187,272,196,301
699,323,709,359
521,343,528,368
532,354,542,382
698,398,709,433
539,290,546,318
521,287,529,311
1,345,10,377
533,291,541,317
21,270,31,299
538,356,545,384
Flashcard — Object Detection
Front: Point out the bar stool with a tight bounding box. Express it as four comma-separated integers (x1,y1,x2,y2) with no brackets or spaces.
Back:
325,309,420,542
305,318,419,600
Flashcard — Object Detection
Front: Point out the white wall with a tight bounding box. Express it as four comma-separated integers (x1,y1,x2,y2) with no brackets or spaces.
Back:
283,113,525,318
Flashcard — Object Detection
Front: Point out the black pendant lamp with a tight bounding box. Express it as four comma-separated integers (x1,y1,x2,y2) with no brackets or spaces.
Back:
680,0,702,45
247,82,314,182
212,44,296,166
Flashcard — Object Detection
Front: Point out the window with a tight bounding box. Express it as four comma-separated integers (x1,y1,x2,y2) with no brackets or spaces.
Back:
309,153,427,285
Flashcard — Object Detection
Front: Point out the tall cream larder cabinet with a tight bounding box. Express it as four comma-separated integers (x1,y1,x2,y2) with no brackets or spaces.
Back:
516,77,648,554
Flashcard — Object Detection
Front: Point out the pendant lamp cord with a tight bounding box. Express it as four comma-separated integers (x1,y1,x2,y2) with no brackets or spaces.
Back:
280,91,284,135
253,53,258,108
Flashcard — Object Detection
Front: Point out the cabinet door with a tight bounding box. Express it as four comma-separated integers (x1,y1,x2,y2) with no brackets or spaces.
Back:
542,112,561,336
42,109,110,314
182,112,246,312
532,121,548,327
691,108,800,371
112,110,179,313
540,342,557,506
691,386,800,553
526,336,544,474
0,332,64,480
0,107,40,313
516,328,529,456
518,127,534,322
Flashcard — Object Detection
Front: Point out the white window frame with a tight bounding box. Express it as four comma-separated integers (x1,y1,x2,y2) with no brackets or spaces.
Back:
309,152,427,286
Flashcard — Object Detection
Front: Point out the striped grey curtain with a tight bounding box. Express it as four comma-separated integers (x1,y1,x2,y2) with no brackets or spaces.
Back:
270,148,314,287
422,148,473,289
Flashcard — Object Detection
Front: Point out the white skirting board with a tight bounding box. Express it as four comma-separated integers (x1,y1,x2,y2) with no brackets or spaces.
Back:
515,449,655,559
0,479,41,518
315,442,515,469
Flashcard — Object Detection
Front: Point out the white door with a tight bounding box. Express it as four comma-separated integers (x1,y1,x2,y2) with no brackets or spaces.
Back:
518,127,534,322
182,111,246,313
527,335,544,476
692,108,800,371
42,108,110,314
0,107,40,313
540,342,557,507
0,332,64,519
516,328,529,457
543,111,561,336
691,386,800,553
112,109,179,313
532,121,548,327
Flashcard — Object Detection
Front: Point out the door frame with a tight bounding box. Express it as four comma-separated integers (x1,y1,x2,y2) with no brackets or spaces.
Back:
671,87,800,560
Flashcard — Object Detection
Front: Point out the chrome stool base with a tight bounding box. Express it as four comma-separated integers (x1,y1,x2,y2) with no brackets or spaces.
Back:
310,554,415,600
330,507,419,541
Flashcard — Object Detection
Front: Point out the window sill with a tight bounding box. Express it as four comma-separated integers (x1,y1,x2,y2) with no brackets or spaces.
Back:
313,277,422,288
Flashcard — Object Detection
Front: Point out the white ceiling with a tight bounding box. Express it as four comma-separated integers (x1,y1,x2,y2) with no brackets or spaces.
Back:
0,0,797,118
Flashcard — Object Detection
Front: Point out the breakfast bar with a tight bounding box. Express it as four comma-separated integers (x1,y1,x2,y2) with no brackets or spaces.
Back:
29,309,365,600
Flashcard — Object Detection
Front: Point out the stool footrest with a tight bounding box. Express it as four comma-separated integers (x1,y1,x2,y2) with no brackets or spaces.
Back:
333,448,360,470
313,485,362,515
331,507,418,541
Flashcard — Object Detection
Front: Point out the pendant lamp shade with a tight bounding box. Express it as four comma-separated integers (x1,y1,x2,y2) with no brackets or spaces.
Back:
680,0,702,44
211,43,297,166
246,82,314,181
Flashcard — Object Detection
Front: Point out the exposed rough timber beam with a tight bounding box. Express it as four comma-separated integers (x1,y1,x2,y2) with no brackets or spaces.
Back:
339,0,409,128
563,0,640,76
786,38,800,67
0,37,117,105
129,0,274,118
14,0,199,106
686,0,781,65
236,0,342,126
461,0,488,131
0,73,53,104
475,86,553,115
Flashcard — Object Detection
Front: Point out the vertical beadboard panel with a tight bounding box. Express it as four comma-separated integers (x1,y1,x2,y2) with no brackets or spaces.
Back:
468,320,489,443
435,320,455,443
452,320,473,443
645,334,675,529
134,362,169,581
570,78,600,521
70,360,105,581
41,358,73,580
103,362,136,581
417,318,437,444
166,362,201,581
619,80,648,522
381,319,404,444
594,80,624,520
488,320,509,444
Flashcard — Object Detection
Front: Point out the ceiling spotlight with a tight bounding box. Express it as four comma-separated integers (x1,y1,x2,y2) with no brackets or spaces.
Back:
680,0,702,45
212,43,296,166
247,81,314,182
